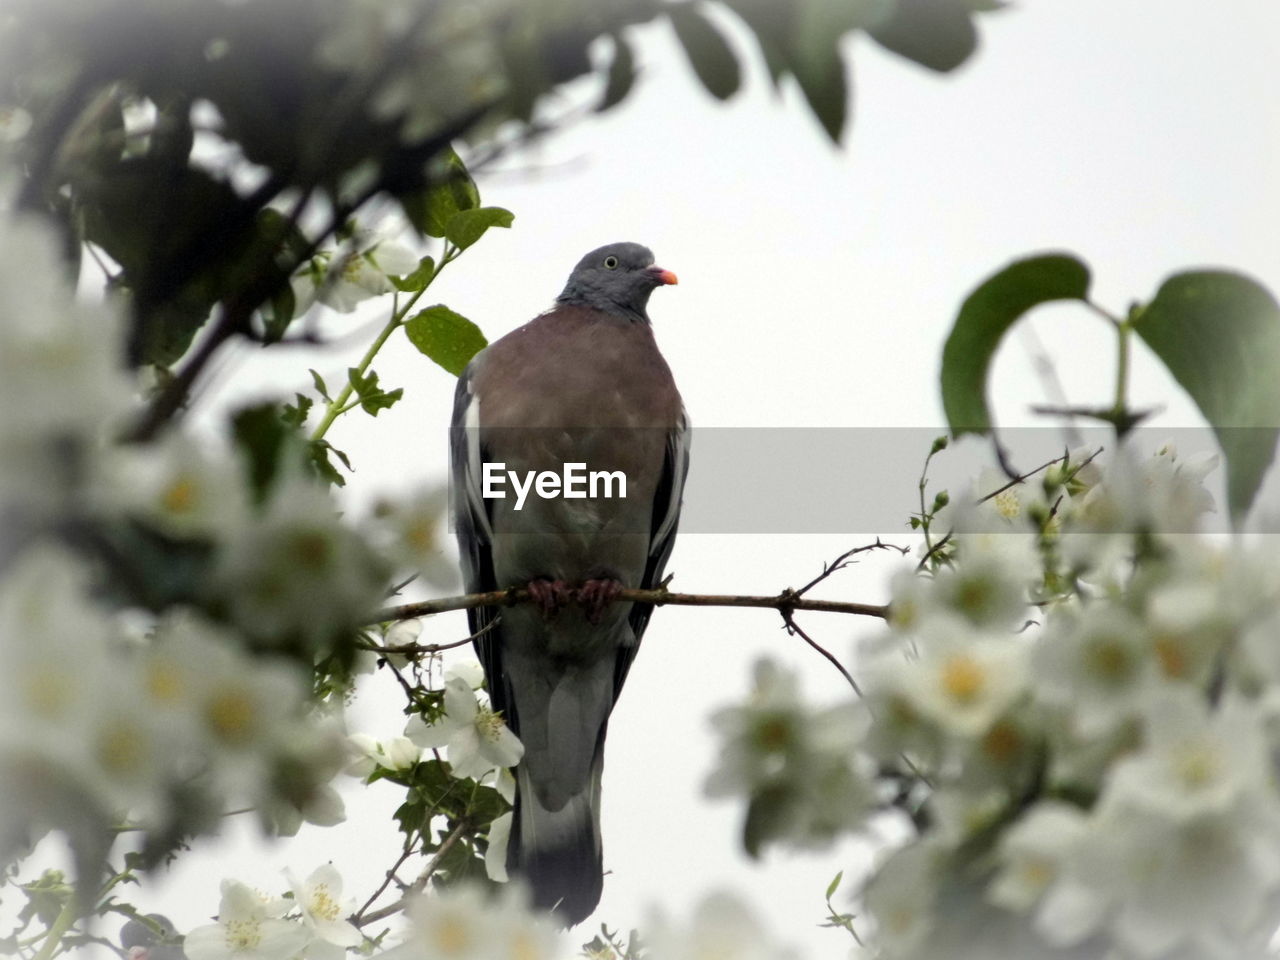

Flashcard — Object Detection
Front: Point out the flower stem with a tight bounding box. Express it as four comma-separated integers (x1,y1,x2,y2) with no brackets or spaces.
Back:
31,897,76,960
309,242,458,444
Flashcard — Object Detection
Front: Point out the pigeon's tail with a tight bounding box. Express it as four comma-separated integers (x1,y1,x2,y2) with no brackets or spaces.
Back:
510,743,604,926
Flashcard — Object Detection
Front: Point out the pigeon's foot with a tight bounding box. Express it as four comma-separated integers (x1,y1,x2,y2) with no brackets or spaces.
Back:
577,578,623,624
527,578,574,619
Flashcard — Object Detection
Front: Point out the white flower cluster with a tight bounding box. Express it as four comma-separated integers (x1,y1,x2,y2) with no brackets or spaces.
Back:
705,659,874,853
708,444,1280,959
0,208,395,873
185,866,361,960
856,447,1280,959
0,546,343,863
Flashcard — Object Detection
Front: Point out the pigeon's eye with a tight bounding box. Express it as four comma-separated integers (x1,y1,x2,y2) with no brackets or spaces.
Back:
603,255,619,269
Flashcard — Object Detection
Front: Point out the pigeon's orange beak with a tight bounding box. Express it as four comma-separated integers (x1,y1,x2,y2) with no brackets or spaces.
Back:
649,265,679,285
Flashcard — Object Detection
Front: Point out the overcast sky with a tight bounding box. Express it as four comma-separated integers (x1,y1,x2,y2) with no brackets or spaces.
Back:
99,1,1280,955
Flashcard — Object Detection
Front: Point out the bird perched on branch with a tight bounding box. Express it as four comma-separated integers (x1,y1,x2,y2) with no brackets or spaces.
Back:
451,241,688,925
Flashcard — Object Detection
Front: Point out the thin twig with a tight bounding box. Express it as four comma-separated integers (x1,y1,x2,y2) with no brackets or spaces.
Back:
352,842,416,926
793,540,909,597
354,819,471,928
357,617,502,658
779,605,861,696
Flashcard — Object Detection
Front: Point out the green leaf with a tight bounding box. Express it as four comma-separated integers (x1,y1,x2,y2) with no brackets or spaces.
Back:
826,870,844,900
1133,270,1280,523
232,403,293,500
281,393,313,428
391,255,437,293
404,149,480,238
309,368,332,402
941,253,1092,436
405,305,488,377
599,32,637,111
669,2,742,101
791,41,849,143
867,0,980,73
308,439,352,488
445,207,514,251
346,368,404,417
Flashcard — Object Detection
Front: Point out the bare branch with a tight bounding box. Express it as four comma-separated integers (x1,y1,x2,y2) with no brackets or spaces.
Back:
373,587,889,626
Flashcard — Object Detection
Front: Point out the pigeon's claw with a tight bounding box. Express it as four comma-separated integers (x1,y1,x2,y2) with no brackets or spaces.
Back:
527,578,574,619
577,578,624,625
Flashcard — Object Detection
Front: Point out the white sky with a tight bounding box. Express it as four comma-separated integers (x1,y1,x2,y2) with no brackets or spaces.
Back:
46,0,1280,955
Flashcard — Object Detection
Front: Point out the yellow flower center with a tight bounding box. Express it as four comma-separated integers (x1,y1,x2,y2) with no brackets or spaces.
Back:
225,918,261,951
1153,634,1188,679
207,689,257,746
160,475,198,515
97,719,145,775
146,661,185,704
941,654,986,705
1085,636,1133,684
309,882,340,921
994,489,1021,520
1174,743,1219,790
434,916,472,954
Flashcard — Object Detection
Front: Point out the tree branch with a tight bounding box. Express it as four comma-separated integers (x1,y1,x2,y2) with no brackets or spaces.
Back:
373,586,889,626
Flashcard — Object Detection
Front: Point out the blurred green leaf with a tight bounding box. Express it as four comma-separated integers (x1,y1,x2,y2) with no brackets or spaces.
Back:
404,149,480,238
232,403,293,500
405,305,488,377
445,207,514,251
282,393,313,429
599,32,638,110
867,0,980,72
669,2,742,101
941,253,1092,436
1134,270,1280,523
826,870,844,900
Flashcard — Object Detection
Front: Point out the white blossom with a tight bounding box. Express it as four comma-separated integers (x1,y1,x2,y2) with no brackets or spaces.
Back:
395,883,561,960
285,864,361,951
184,879,309,960
214,460,388,649
405,677,523,780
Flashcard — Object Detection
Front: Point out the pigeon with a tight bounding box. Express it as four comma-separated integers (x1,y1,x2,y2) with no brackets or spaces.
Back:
451,241,688,924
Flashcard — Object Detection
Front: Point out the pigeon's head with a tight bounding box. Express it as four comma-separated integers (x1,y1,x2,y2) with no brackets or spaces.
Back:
556,241,678,323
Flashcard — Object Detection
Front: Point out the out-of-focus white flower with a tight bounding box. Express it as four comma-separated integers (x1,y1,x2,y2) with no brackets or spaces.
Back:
862,840,943,959
214,461,388,649
398,883,561,960
706,659,872,850
1031,602,1150,737
344,733,420,777
1032,692,1280,958
97,431,250,539
370,487,457,590
869,616,1029,744
285,864,361,952
405,677,523,780
484,811,512,883
988,801,1088,915
0,213,133,516
645,891,798,960
184,879,308,960
291,233,418,316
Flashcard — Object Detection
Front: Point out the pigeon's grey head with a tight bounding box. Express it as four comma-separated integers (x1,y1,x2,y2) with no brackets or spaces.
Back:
556,242,678,323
